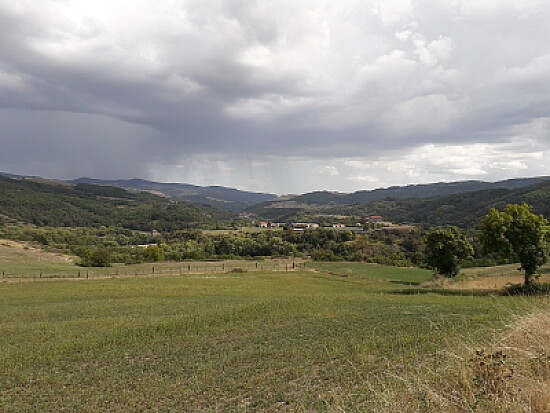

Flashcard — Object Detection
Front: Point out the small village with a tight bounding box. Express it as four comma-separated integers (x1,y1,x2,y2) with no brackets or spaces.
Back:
256,215,384,230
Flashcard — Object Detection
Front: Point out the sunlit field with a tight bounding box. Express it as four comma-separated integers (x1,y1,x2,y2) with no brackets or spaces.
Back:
1,264,541,412
308,261,433,285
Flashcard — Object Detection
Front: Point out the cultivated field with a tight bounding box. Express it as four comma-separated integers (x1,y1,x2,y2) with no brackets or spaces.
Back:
1,260,546,412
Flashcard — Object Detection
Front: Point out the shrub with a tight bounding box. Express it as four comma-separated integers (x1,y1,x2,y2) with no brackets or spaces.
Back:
503,282,550,296
80,248,112,267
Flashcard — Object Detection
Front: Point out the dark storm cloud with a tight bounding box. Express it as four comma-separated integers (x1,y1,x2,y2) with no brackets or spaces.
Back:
0,109,158,179
0,0,549,191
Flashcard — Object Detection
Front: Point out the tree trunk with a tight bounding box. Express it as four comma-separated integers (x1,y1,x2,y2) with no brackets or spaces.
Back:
524,270,533,286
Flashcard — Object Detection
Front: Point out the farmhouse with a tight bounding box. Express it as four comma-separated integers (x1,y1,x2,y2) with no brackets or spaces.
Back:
291,222,319,228
257,222,287,228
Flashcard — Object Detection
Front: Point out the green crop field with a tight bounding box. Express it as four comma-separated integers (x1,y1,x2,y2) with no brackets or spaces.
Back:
1,262,542,412
308,261,434,285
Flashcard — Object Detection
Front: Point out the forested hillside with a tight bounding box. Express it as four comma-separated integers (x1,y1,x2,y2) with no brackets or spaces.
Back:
254,181,550,227
0,176,230,230
248,176,550,219
68,177,277,212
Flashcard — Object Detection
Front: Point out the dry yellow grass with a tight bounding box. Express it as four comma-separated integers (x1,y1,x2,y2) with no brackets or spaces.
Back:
449,275,550,291
374,302,550,413
0,239,73,263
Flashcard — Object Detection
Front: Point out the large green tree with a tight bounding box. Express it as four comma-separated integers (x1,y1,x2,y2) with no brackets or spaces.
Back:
479,203,549,286
425,226,473,277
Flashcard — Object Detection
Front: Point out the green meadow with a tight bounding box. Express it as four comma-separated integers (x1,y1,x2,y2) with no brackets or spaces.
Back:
1,264,541,412
308,261,434,285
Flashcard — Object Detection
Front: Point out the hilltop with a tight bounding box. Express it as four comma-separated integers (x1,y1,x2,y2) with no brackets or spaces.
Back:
291,176,550,205
0,175,230,230
248,180,550,227
66,178,277,212
3,171,550,228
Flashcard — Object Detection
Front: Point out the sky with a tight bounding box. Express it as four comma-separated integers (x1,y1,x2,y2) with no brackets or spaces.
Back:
1,0,549,195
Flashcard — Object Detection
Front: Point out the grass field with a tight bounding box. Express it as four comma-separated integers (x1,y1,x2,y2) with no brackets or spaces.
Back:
0,240,303,279
462,262,550,278
451,263,550,292
308,261,434,285
1,263,543,412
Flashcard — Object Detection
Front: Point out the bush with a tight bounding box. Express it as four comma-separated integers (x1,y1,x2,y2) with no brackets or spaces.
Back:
503,282,550,296
425,226,473,277
142,245,165,262
311,249,340,261
80,248,112,267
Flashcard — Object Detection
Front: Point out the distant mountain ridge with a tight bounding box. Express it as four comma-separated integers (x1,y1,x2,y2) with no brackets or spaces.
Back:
66,178,278,212
291,177,550,205
2,171,549,216
0,172,277,212
324,180,550,228
247,180,550,228
247,176,550,220
0,175,230,230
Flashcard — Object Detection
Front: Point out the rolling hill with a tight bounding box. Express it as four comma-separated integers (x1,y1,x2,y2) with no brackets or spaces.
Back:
67,178,277,212
293,177,550,205
248,180,550,228
247,176,550,221
0,175,230,230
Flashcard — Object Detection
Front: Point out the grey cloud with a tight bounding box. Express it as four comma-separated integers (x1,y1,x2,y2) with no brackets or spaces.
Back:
0,0,549,192
0,109,157,179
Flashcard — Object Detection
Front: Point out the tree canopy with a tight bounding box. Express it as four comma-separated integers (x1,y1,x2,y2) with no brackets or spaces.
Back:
425,226,473,277
479,203,549,285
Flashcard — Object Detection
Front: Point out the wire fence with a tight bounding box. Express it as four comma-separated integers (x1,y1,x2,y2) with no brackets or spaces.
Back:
0,261,308,282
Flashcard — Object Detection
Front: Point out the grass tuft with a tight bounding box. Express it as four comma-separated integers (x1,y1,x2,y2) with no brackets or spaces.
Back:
371,302,550,413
